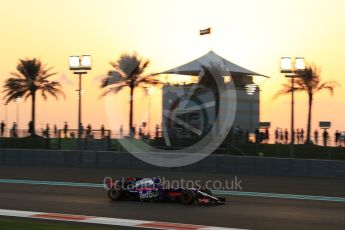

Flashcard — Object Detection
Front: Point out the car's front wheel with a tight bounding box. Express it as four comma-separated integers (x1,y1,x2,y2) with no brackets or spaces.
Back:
108,188,122,201
180,189,196,205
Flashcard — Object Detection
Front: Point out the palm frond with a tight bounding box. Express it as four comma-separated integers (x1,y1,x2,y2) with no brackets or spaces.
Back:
2,58,64,103
315,81,340,96
39,72,58,80
274,64,339,99
99,84,127,98
294,80,308,90
100,72,127,88
135,75,161,86
272,83,293,99
101,53,159,98
9,72,25,79
40,81,65,100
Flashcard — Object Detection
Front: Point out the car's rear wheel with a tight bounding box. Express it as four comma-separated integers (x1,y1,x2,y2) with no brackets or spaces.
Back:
108,188,122,201
180,189,196,205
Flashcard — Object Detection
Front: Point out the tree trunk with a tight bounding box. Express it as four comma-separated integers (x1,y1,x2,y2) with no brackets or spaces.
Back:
305,93,313,144
31,91,36,136
129,86,134,137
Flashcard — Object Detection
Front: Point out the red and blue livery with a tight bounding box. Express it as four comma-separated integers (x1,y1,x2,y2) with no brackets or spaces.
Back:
105,177,225,205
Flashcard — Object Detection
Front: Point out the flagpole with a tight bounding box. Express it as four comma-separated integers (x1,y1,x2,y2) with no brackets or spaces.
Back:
199,27,212,51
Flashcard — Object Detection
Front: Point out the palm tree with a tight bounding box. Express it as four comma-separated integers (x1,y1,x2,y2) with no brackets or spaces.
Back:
2,58,64,136
100,53,160,136
274,64,339,144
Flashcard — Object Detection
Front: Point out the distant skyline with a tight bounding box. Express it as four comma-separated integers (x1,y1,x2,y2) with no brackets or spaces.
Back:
0,0,344,134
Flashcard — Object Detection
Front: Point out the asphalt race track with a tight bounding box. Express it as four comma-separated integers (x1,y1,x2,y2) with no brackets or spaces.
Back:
0,166,345,230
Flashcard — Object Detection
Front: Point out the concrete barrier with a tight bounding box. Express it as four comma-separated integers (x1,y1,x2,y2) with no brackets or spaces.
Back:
200,157,218,173
255,157,272,175
272,158,292,176
310,160,329,177
49,151,65,167
215,156,236,174
4,149,19,166
0,149,344,178
0,151,4,165
65,151,81,167
97,151,115,169
35,150,49,166
81,151,97,168
19,149,35,166
291,159,310,177
236,157,256,174
329,161,345,178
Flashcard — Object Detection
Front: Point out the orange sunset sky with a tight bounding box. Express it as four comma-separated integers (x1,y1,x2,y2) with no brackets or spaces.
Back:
0,0,344,134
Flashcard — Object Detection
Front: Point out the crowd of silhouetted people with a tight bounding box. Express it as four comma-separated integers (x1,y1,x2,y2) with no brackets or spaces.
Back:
0,121,109,139
0,120,162,140
228,126,345,147
271,127,334,146
1,120,345,147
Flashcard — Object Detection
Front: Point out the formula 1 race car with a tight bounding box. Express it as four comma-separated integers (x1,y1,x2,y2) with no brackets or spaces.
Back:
104,177,225,205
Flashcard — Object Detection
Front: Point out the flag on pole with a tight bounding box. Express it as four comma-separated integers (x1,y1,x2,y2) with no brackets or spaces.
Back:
199,27,211,35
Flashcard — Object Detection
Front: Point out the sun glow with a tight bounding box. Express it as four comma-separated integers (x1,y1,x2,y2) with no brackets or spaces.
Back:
0,0,344,133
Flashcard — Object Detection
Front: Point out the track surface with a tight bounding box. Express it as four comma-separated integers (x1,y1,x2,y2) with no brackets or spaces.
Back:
0,166,345,229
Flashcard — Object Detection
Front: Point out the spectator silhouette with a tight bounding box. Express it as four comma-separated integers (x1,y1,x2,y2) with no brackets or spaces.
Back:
284,129,289,144
323,129,329,146
296,129,300,144
101,124,105,138
133,125,137,136
54,124,58,137
28,120,34,135
279,129,283,143
314,129,319,144
79,123,84,137
155,124,159,138
44,124,50,138
0,121,5,136
301,128,305,144
11,122,17,137
335,130,341,146
139,125,143,137
255,128,260,144
63,121,68,138
86,124,92,136
265,128,269,142
275,128,279,143
120,125,123,137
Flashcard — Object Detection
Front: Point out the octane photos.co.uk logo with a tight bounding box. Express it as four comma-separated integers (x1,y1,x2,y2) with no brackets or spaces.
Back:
103,176,243,191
